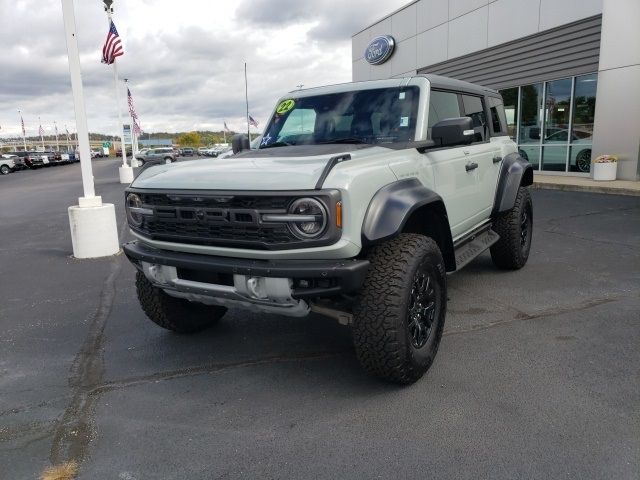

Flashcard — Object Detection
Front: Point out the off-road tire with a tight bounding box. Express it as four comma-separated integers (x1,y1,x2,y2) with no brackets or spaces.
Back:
352,234,447,385
490,186,533,269
135,271,226,333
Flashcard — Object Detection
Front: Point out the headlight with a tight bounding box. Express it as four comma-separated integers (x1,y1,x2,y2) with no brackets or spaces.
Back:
288,198,327,239
125,193,145,227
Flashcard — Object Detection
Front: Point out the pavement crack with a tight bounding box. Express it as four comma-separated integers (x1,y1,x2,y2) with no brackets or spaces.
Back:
445,296,620,336
92,350,350,395
47,221,127,468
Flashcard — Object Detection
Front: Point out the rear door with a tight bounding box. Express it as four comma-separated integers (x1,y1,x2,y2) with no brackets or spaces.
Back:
459,94,502,220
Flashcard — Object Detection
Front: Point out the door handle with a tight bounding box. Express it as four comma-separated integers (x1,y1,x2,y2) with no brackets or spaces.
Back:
465,162,478,172
493,156,502,164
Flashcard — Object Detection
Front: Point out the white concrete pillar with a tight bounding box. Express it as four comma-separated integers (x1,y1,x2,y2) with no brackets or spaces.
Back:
68,197,119,258
592,0,640,180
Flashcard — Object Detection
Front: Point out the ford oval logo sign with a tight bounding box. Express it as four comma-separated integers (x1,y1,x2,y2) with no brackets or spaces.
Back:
364,35,395,65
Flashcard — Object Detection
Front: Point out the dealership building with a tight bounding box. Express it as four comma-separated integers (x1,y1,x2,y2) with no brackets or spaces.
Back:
352,0,640,180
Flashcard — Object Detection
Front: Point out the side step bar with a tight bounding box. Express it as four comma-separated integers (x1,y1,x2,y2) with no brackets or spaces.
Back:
454,226,500,270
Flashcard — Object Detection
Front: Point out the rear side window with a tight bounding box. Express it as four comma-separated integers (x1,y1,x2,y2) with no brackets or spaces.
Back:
461,94,487,142
488,97,508,135
427,90,461,139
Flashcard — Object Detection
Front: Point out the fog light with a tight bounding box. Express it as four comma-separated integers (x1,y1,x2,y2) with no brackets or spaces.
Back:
246,277,267,299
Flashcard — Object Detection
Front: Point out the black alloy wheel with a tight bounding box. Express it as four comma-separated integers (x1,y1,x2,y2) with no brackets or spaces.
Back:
407,268,439,349
576,149,592,173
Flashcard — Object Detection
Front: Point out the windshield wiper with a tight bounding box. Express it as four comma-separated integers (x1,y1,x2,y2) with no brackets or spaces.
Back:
260,141,293,149
319,137,368,145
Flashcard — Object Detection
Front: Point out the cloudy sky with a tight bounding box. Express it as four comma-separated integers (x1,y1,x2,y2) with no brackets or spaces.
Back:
0,0,409,138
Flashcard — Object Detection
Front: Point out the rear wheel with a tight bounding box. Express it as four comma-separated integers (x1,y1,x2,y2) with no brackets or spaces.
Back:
353,234,447,384
490,186,533,269
135,271,227,333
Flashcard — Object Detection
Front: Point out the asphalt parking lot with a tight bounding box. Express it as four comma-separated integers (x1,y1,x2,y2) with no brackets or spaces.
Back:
1,159,639,479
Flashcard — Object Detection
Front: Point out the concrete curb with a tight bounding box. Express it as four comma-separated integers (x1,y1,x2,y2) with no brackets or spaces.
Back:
533,181,640,197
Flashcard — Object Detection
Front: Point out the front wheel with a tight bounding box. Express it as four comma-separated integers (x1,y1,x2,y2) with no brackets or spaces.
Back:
490,186,533,269
164,157,173,164
353,234,447,385
0,164,10,175
137,158,145,166
135,271,227,333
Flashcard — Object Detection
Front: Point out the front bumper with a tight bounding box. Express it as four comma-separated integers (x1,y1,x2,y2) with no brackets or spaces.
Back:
123,240,369,299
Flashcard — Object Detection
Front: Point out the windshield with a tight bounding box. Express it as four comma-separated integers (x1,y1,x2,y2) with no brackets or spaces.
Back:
259,87,419,149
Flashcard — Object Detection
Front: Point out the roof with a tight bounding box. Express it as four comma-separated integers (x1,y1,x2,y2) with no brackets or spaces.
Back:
286,74,499,99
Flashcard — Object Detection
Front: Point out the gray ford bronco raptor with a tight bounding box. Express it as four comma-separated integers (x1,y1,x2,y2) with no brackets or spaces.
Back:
123,74,533,384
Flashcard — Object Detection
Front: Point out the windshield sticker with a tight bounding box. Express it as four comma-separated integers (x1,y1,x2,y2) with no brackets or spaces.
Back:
399,116,409,127
260,133,273,146
276,99,296,115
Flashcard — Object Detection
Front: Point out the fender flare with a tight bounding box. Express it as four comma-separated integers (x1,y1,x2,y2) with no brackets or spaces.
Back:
491,152,533,217
362,179,455,271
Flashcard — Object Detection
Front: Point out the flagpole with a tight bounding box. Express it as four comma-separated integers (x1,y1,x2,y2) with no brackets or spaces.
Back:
61,0,119,258
18,110,26,151
39,116,44,150
54,121,60,151
223,123,226,144
245,62,251,143
124,78,138,167
104,2,132,183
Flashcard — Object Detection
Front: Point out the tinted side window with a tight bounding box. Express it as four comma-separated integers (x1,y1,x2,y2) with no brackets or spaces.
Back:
488,96,508,135
427,90,461,139
461,94,487,142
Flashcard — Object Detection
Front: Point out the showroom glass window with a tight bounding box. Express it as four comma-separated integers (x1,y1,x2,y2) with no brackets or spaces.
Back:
499,73,598,175
570,74,598,173
517,83,543,170
542,77,572,172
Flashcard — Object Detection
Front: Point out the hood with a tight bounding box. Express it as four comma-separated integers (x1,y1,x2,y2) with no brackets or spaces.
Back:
131,144,373,191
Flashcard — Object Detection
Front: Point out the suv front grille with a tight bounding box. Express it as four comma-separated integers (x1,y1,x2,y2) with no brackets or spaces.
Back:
129,190,340,250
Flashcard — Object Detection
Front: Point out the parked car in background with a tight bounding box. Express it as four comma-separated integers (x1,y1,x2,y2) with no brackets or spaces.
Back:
182,148,195,156
197,147,208,156
2,154,26,171
135,147,177,166
0,155,17,175
11,151,44,169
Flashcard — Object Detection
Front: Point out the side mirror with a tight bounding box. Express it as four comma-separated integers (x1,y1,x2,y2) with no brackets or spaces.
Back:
232,134,250,154
431,117,474,147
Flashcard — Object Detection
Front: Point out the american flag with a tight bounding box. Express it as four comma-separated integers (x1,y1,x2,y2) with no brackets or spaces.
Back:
65,125,70,141
127,88,138,120
133,120,142,136
224,121,231,133
248,115,259,128
39,124,44,136
21,115,25,136
102,20,124,65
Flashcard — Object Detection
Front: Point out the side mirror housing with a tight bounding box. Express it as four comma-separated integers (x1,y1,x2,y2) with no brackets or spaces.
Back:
431,117,474,147
232,134,250,154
